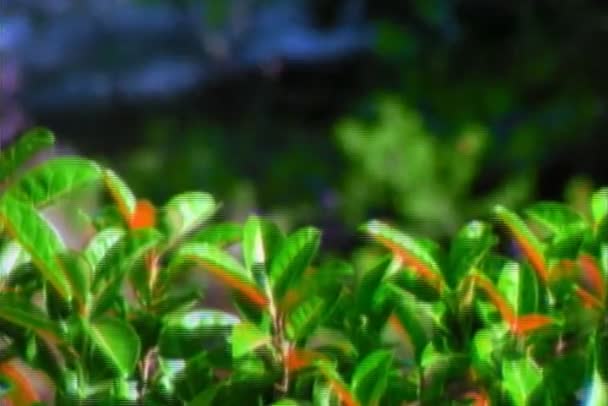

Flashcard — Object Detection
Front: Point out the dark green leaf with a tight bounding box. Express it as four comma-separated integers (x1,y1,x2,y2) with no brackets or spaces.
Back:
350,349,393,406
0,293,63,343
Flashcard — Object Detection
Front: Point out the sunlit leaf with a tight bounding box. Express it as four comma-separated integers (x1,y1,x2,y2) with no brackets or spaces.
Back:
4,157,101,208
103,168,136,224
174,242,267,308
231,322,271,359
286,296,326,341
270,227,320,300
362,220,443,291
85,317,141,377
84,227,125,273
0,240,30,279
0,127,54,182
0,195,72,300
525,201,586,236
591,187,608,238
497,260,539,317
448,220,496,287
161,191,215,243
502,358,543,406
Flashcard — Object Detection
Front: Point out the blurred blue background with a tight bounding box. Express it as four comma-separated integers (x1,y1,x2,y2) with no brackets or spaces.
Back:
2,0,608,250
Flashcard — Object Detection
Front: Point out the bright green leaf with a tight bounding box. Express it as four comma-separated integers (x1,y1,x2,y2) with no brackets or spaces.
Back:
4,157,101,208
0,195,72,300
103,169,136,221
270,227,320,300
448,220,496,287
161,191,216,244
231,322,271,359
191,222,242,247
502,358,543,406
84,227,125,273
497,260,539,317
525,201,586,236
85,317,141,377
0,127,54,182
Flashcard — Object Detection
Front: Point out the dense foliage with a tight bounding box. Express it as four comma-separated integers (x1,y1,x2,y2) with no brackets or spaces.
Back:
0,129,607,405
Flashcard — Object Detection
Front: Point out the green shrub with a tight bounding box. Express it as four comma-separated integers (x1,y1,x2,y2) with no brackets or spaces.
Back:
0,129,606,405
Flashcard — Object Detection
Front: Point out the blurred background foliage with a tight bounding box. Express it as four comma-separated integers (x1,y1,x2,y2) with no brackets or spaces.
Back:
3,0,608,251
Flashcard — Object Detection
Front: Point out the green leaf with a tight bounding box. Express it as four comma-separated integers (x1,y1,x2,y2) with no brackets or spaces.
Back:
159,310,238,359
525,201,586,236
0,293,63,343
270,227,321,300
494,205,548,283
231,322,271,359
497,260,539,317
85,317,141,377
384,284,434,362
161,191,216,244
591,187,608,227
242,216,284,271
0,127,54,182
361,220,443,289
586,368,608,406
0,240,30,278
0,195,72,300
3,157,101,208
191,222,242,247
350,349,393,406
58,252,92,311
103,169,136,221
448,220,496,287
83,227,125,273
502,358,543,406
286,296,326,341
173,242,267,308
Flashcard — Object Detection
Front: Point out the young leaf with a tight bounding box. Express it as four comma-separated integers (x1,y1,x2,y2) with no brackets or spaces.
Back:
510,314,554,336
286,296,326,341
494,205,548,283
0,195,72,300
231,322,271,359
497,261,539,317
525,201,586,236
84,227,125,273
103,168,137,224
270,227,321,300
242,216,283,271
350,350,393,406
361,220,443,291
502,358,543,406
4,157,101,208
85,317,141,378
448,221,496,288
0,127,54,182
161,191,215,243
285,348,324,372
174,242,267,308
